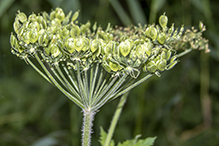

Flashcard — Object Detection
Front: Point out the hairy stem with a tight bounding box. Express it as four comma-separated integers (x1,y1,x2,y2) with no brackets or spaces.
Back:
82,109,95,146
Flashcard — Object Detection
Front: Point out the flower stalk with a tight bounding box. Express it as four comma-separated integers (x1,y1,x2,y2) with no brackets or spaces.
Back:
104,92,129,146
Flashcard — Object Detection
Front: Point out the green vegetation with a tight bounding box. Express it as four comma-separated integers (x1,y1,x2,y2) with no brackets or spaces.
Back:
0,0,218,146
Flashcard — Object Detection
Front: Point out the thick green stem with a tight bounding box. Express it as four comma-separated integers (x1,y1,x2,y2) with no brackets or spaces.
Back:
104,92,129,146
82,109,95,146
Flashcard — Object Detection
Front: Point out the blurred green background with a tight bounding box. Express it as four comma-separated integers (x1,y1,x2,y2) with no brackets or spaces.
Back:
0,0,219,145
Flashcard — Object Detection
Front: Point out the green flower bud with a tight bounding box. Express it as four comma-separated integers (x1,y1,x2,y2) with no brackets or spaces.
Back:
50,10,56,20
36,15,43,23
62,11,72,25
146,26,157,40
144,41,153,56
157,32,166,44
50,44,61,58
37,16,47,29
170,55,177,63
101,62,111,73
22,21,30,28
71,10,79,22
98,30,108,41
104,43,113,55
65,37,75,53
199,22,206,31
168,24,174,36
70,24,80,37
10,34,22,53
81,38,89,51
28,21,40,31
13,20,21,34
135,44,144,58
160,49,167,59
10,34,17,47
61,27,70,39
47,26,57,34
159,13,168,29
157,59,167,71
55,7,65,22
92,22,97,32
164,55,178,70
80,24,88,34
108,33,113,41
90,39,102,53
166,50,172,61
22,31,30,44
112,42,120,56
38,29,49,46
17,26,25,38
16,11,27,23
29,30,39,43
161,49,172,60
74,38,85,52
51,18,61,27
166,58,178,70
176,25,184,39
152,47,160,56
109,61,121,72
42,11,50,21
146,61,157,73
28,14,37,22
118,40,133,57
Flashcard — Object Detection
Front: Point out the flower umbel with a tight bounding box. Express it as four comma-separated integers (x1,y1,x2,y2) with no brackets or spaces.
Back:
10,8,209,110
10,8,209,146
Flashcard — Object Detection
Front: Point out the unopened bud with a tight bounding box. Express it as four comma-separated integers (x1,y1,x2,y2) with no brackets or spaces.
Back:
159,13,168,29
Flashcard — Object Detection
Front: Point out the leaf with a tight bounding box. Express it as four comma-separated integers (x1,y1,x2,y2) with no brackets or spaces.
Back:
149,0,166,23
151,0,166,13
0,0,15,18
99,127,115,146
110,0,132,25
117,135,157,146
135,137,157,146
126,0,147,25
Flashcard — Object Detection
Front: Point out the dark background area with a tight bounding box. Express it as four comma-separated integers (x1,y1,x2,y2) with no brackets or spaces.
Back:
0,0,219,145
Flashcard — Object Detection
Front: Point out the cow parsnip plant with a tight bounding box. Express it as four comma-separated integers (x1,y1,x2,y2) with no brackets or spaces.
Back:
10,8,209,146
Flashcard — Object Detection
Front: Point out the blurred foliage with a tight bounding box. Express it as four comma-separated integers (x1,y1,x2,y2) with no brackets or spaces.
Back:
0,0,219,146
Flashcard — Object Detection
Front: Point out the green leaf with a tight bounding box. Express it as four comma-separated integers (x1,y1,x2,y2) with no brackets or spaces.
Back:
110,0,132,25
117,135,157,146
126,0,147,25
99,127,115,146
0,0,15,18
149,0,166,23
